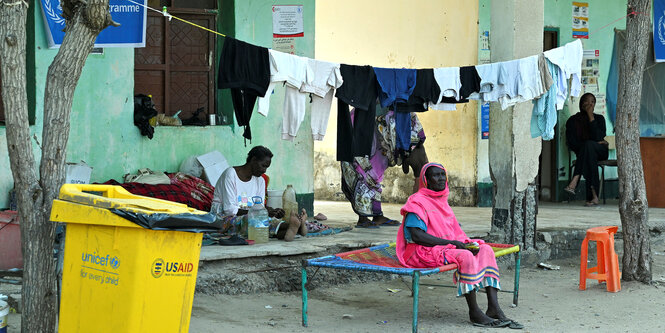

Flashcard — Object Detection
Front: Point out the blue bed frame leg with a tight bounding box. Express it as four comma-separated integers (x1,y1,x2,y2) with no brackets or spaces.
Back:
302,266,308,327
412,271,420,333
513,250,521,306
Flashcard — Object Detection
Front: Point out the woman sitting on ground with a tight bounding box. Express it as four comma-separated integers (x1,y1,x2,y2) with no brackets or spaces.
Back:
396,163,523,329
564,93,609,206
211,145,307,241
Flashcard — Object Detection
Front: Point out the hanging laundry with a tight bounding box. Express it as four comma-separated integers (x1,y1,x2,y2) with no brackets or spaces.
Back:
300,59,343,141
254,49,313,141
373,67,417,153
468,63,499,101
531,57,559,140
373,67,417,108
218,37,270,142
335,64,379,162
429,67,460,111
395,68,441,113
480,56,543,110
429,66,481,110
544,39,583,109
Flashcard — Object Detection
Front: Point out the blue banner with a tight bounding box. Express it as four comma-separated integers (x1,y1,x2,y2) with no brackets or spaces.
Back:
481,102,490,139
656,0,665,62
40,0,147,48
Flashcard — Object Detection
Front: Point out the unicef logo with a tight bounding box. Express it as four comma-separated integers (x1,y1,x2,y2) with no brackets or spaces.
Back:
43,0,65,26
151,258,165,278
109,256,120,269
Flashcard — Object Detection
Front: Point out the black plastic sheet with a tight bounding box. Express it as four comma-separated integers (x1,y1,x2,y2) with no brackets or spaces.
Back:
110,209,221,233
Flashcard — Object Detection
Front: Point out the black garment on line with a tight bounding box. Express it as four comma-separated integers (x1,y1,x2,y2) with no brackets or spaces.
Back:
395,68,441,113
335,64,378,162
439,65,482,104
218,37,270,141
566,112,609,201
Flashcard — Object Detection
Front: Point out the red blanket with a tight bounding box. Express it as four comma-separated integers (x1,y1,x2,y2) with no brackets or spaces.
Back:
103,172,214,212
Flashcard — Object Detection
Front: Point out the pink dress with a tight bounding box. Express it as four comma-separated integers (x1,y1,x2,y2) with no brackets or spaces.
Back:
396,163,501,295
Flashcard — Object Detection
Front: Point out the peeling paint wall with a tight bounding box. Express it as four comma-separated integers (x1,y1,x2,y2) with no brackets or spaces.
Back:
314,0,479,206
0,0,316,209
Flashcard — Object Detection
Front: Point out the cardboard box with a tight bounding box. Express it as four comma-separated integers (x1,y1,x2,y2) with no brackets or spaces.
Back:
65,161,93,184
196,151,229,186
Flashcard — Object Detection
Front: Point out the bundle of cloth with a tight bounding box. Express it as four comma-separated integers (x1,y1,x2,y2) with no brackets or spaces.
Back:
103,172,214,212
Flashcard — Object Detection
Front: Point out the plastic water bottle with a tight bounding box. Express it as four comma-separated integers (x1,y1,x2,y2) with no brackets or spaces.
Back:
282,185,298,221
247,196,269,244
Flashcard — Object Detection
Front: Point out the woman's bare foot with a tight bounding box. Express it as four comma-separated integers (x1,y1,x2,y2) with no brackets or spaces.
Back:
297,208,308,236
356,216,379,228
283,212,301,242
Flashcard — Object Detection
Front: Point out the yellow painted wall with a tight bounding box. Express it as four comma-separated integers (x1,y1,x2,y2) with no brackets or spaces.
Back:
314,0,479,204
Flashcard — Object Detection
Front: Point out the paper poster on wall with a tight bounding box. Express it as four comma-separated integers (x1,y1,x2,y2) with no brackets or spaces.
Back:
272,37,296,54
40,0,147,48
481,103,490,139
582,49,604,114
272,5,304,38
572,2,589,39
654,0,665,62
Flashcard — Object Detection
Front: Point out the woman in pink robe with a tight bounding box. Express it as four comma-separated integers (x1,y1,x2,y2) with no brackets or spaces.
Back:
396,163,522,329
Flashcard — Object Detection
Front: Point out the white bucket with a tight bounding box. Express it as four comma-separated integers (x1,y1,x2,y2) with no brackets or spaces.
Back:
0,299,8,333
266,190,283,209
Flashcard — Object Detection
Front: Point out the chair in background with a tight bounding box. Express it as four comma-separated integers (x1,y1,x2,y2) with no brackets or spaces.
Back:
567,136,617,204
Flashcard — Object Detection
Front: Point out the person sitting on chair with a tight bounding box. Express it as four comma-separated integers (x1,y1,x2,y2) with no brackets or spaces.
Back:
564,93,609,206
396,163,523,329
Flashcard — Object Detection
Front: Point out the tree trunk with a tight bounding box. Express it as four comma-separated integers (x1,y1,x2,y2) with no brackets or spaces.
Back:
1,1,114,331
616,0,652,283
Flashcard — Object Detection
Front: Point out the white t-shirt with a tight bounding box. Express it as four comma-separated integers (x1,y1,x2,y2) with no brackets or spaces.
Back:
212,167,266,216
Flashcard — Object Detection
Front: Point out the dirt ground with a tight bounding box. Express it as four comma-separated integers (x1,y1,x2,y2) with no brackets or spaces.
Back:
188,251,665,333
3,247,664,332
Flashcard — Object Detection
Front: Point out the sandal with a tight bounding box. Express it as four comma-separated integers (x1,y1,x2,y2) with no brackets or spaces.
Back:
472,319,510,328
380,219,401,226
355,220,380,229
564,186,576,195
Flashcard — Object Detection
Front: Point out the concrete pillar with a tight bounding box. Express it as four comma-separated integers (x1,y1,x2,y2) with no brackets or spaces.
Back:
488,0,543,249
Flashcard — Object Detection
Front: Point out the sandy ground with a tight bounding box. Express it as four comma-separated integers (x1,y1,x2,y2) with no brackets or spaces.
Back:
3,245,664,332
188,252,665,333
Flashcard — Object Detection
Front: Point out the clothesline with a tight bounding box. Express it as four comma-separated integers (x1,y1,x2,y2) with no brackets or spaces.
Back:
125,0,227,37
123,0,624,162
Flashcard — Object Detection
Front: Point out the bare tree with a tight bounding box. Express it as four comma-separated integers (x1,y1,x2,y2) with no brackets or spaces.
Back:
0,0,116,331
616,0,652,283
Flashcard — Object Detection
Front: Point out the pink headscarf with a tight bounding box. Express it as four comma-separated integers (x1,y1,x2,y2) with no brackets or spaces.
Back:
396,163,483,267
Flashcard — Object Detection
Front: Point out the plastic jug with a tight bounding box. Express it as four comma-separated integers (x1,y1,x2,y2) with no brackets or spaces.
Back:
247,196,269,244
282,185,298,220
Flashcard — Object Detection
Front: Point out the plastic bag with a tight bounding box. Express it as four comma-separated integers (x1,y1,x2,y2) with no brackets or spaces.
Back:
110,209,220,233
179,156,204,178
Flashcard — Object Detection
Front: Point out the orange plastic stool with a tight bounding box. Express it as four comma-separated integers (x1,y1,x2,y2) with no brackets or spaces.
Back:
579,226,621,292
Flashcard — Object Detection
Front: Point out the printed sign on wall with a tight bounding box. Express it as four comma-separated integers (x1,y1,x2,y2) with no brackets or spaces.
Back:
40,0,147,48
655,0,665,62
272,5,304,38
572,2,589,39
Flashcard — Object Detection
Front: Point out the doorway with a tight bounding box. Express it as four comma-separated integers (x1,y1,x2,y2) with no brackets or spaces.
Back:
537,28,559,201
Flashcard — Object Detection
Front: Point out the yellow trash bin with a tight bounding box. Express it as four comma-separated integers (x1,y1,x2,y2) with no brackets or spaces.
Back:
50,184,207,333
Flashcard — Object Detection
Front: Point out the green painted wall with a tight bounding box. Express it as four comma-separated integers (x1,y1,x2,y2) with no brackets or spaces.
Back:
474,0,626,204
0,0,315,210
545,0,625,194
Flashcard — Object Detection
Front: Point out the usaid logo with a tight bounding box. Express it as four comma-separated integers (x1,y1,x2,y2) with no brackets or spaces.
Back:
151,258,165,278
151,258,194,278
